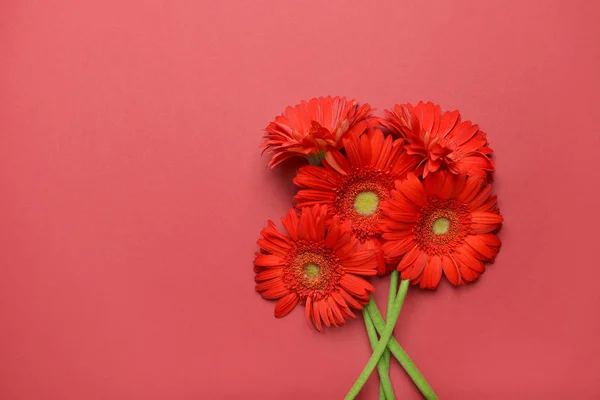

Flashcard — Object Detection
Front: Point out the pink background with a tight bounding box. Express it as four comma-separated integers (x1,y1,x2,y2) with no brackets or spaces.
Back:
1,0,599,399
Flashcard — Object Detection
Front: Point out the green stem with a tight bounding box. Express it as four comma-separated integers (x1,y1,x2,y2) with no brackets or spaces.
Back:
345,280,409,400
366,294,439,400
381,270,399,398
363,310,395,400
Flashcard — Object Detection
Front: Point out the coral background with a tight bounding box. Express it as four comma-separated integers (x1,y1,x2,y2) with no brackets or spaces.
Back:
1,0,599,399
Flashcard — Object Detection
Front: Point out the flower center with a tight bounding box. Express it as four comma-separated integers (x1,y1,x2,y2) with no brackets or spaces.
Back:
354,191,379,216
282,242,343,302
432,217,450,235
303,263,321,279
414,198,471,256
334,169,395,241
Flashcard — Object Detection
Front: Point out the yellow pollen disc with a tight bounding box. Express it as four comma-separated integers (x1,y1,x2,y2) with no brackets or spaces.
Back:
304,263,321,279
432,217,451,235
354,191,379,216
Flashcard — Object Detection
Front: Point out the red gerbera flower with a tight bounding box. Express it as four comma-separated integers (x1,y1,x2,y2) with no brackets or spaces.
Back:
293,130,418,275
254,205,377,330
261,96,374,168
382,102,494,180
380,172,503,289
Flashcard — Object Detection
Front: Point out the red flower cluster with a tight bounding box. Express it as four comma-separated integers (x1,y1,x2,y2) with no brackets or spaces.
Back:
256,97,503,328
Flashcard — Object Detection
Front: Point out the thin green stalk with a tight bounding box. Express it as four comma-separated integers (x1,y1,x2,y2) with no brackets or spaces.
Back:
363,309,395,400
345,280,409,400
380,270,399,399
366,294,439,400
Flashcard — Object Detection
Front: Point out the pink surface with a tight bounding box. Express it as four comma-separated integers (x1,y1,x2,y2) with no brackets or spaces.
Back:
1,0,599,399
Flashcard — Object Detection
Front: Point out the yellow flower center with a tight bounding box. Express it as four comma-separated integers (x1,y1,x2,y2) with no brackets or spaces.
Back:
432,217,451,235
303,263,321,279
354,191,379,216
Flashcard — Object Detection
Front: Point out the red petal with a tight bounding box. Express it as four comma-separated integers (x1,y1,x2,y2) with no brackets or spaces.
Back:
423,170,445,196
324,149,349,175
342,135,362,168
312,298,322,331
465,235,495,260
318,300,331,327
441,255,461,286
299,207,317,241
326,305,338,327
339,274,374,297
421,256,442,289
259,279,290,299
373,132,391,169
344,266,378,276
468,185,492,211
399,173,427,207
478,234,501,260
454,247,485,273
479,233,501,247
324,222,342,248
294,189,335,205
388,186,419,211
305,297,313,329
407,251,428,280
274,292,299,318
380,218,415,232
381,237,416,264
471,223,500,234
257,238,289,257
381,206,419,223
341,249,376,268
471,211,503,226
359,238,386,276
339,288,364,310
456,176,481,205
293,165,337,190
281,209,299,241
440,172,458,199
334,230,357,255
396,246,421,272
254,254,284,268
456,258,479,282
449,122,479,146
327,297,345,325
476,195,498,212
438,110,460,138
421,102,437,136
332,291,355,318
358,133,373,168
314,206,327,240
255,269,283,282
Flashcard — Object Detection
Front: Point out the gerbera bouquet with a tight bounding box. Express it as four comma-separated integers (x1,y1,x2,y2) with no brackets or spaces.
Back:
254,97,503,399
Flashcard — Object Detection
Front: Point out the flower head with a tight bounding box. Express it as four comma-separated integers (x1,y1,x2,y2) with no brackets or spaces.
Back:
254,205,377,330
380,172,502,289
294,130,418,275
383,102,494,180
261,96,374,168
